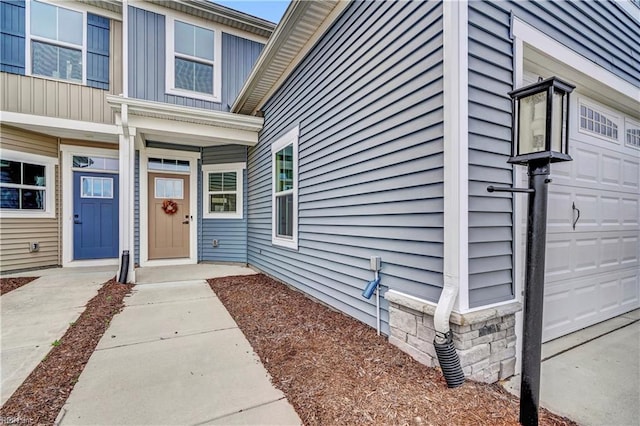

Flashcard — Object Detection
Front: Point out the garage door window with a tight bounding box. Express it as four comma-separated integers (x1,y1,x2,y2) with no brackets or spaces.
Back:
579,103,618,141
625,120,640,150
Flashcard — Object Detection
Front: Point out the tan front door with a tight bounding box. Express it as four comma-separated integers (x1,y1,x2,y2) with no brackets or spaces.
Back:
148,173,190,259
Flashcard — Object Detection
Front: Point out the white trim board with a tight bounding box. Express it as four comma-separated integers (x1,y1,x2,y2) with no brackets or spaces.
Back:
139,147,201,267
60,144,119,267
442,0,469,313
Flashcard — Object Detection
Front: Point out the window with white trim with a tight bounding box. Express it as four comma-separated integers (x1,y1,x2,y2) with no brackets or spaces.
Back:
579,102,618,141
271,127,299,249
166,16,221,102
625,119,640,150
202,163,244,219
28,0,83,83
0,150,56,218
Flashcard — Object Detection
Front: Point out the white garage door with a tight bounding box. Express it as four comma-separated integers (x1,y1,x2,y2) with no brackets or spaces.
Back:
542,95,640,342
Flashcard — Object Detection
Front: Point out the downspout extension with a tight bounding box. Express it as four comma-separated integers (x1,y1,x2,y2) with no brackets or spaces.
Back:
433,279,465,388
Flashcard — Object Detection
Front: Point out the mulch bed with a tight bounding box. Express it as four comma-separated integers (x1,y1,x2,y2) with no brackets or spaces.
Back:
0,277,38,295
0,278,133,425
208,274,576,426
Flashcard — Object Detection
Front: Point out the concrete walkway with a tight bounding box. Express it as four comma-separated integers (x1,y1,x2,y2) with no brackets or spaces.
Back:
1,266,116,405
57,276,301,425
504,310,640,426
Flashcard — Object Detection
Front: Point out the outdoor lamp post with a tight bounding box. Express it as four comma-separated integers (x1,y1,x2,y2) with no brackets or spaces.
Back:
488,76,575,426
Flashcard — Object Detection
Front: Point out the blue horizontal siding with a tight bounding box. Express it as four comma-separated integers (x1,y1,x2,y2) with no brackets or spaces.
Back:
248,0,445,334
199,146,248,262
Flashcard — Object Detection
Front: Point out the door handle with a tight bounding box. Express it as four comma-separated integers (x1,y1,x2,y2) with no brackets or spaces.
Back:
572,202,580,230
74,214,82,224
182,215,190,225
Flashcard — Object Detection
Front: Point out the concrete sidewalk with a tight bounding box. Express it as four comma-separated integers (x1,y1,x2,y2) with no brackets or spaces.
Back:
504,310,640,426
57,278,301,425
1,267,116,405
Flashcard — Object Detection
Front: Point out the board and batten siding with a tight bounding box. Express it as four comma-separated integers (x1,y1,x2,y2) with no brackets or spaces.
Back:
0,126,60,272
248,0,444,333
466,0,640,307
128,6,264,111
200,145,248,263
0,19,122,124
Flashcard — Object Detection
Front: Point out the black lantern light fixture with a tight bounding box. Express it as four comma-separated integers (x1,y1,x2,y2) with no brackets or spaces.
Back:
487,76,576,426
508,76,575,165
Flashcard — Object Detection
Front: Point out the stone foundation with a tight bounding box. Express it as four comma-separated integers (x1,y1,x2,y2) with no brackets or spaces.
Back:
385,290,521,383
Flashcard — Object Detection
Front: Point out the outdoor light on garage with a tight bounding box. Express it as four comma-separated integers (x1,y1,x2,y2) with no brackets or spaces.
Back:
508,76,575,164
488,76,576,426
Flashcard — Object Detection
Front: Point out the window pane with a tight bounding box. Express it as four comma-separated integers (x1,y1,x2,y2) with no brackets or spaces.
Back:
276,194,293,237
194,26,214,61
92,177,102,196
104,158,119,171
175,21,194,56
22,189,45,209
82,176,92,197
155,178,183,199
103,179,113,198
0,187,19,209
31,1,57,40
58,7,82,45
176,160,190,172
148,158,163,171
32,41,82,82
222,172,236,191
276,144,293,192
23,163,45,186
175,58,212,94
194,61,213,94
209,173,222,191
1,160,21,184
210,193,236,212
175,57,195,91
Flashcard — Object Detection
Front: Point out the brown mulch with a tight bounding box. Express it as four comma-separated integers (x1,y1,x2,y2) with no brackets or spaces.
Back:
0,277,38,295
208,274,576,426
0,278,133,425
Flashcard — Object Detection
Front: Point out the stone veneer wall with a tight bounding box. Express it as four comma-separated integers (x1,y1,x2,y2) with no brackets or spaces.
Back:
385,290,521,383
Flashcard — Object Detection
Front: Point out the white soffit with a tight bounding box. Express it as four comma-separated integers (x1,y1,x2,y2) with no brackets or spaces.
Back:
232,0,348,115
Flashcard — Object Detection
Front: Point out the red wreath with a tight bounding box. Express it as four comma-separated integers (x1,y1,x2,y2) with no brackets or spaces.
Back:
162,199,178,215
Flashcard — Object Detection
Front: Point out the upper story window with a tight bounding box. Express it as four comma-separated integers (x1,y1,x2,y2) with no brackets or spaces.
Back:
271,127,299,250
0,150,57,218
30,0,83,82
166,16,221,102
0,0,110,90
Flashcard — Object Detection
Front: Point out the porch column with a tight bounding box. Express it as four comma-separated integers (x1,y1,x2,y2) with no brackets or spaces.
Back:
118,127,136,283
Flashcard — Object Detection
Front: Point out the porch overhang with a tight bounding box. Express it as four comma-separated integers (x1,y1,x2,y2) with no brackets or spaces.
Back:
106,95,264,147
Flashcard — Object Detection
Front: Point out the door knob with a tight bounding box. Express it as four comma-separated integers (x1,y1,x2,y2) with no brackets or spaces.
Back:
74,214,82,224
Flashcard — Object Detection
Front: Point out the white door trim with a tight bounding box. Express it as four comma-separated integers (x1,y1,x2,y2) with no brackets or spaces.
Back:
139,147,200,267
60,144,120,268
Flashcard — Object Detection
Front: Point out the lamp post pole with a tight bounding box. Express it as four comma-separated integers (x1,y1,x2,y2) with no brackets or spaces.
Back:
519,158,552,426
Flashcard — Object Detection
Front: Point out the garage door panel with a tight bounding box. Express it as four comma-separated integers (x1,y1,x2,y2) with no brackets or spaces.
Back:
622,159,639,189
543,269,639,341
545,232,639,284
622,198,639,226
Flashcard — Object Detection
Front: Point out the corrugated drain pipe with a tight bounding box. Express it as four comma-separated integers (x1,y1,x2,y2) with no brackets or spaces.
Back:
433,280,465,388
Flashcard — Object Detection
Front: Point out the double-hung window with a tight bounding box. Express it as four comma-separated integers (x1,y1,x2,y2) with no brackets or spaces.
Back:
271,127,299,249
0,150,57,218
28,0,83,83
167,17,221,102
202,164,244,219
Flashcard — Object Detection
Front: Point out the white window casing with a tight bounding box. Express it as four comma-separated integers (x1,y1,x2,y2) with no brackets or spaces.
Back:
271,126,299,250
578,98,620,143
202,163,245,219
166,15,222,103
0,149,58,218
625,118,640,150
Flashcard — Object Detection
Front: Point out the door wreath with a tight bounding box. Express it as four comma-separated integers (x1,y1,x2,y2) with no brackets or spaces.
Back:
162,199,178,215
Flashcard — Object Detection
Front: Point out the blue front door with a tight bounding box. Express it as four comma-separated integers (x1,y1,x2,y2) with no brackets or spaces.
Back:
73,172,119,260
